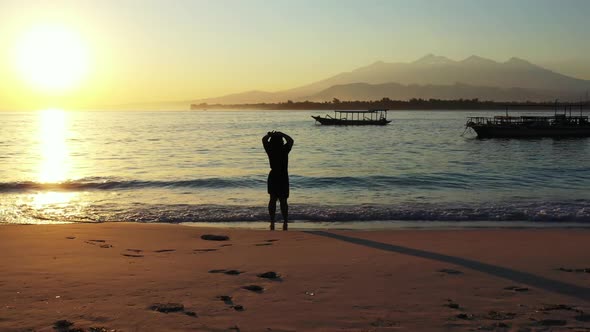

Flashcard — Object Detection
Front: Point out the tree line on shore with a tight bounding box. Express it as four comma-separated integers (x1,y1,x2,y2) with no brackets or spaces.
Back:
191,98,587,110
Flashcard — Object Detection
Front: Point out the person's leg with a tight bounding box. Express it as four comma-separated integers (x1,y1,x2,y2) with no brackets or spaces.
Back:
278,197,288,231
268,195,277,230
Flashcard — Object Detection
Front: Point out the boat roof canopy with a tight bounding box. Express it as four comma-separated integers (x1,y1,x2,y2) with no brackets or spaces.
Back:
334,109,388,113
503,103,588,107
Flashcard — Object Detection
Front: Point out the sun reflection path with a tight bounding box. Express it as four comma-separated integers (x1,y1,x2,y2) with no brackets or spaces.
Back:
38,109,70,183
32,191,78,209
34,109,79,210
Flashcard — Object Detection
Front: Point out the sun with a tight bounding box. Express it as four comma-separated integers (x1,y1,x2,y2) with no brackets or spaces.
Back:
14,25,89,94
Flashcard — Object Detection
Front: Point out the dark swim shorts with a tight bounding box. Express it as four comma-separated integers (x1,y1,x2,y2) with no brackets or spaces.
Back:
267,170,289,198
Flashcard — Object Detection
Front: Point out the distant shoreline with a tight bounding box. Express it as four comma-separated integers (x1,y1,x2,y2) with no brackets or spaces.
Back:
191,98,589,111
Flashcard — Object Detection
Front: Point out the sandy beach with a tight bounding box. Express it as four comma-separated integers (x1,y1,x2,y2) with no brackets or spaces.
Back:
0,223,589,331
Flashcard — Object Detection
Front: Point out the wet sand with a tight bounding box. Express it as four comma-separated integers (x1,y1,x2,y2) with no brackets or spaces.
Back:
0,223,589,331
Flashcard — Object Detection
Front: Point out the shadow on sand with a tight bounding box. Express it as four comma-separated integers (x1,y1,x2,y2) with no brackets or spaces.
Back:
305,231,590,302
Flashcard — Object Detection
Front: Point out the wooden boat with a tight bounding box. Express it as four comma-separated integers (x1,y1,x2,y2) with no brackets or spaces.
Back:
466,103,590,138
312,110,391,126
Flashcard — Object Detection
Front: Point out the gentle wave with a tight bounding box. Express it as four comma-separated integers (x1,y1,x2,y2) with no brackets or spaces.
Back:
0,177,264,192
3,201,590,223
0,173,583,193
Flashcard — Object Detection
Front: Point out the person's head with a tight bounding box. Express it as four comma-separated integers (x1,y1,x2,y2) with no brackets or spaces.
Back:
269,135,284,151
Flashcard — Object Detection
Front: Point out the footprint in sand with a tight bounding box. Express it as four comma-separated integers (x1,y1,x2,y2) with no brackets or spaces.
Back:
149,302,197,318
85,240,113,248
257,271,281,280
209,269,227,273
53,319,74,331
208,269,244,275
504,285,529,292
201,234,230,241
154,249,175,253
540,304,578,312
65,236,76,240
149,302,184,313
455,313,474,320
193,249,218,253
218,295,234,305
486,310,517,320
122,253,144,258
217,296,244,312
242,285,264,293
445,299,460,309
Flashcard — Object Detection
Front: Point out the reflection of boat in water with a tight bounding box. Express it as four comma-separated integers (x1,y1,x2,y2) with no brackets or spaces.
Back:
312,110,391,126
466,103,590,138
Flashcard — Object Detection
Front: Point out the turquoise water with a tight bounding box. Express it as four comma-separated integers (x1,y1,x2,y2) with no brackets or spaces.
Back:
1,109,590,224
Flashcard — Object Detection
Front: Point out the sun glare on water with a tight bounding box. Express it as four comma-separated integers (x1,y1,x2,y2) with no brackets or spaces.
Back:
14,25,89,94
38,109,70,183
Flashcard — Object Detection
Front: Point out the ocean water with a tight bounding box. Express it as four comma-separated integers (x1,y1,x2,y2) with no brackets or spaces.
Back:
1,109,590,225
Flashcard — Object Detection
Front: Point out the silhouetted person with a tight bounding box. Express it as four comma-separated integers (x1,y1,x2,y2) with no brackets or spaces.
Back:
262,131,294,231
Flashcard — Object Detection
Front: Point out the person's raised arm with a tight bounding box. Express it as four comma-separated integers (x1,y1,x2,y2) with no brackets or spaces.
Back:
262,131,273,151
278,132,294,151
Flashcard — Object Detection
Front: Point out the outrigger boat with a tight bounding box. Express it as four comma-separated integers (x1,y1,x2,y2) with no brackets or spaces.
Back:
312,109,391,126
465,103,590,138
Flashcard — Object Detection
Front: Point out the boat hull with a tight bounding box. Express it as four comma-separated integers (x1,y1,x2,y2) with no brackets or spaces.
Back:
470,125,590,138
312,116,391,126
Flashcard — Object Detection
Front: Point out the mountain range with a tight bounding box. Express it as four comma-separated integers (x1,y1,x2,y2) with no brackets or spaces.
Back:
193,54,590,105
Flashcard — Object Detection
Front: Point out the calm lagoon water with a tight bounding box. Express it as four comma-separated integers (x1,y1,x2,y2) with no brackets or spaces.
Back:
1,109,590,225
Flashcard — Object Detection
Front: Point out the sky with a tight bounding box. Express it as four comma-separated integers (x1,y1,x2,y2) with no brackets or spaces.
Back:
1,0,590,110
